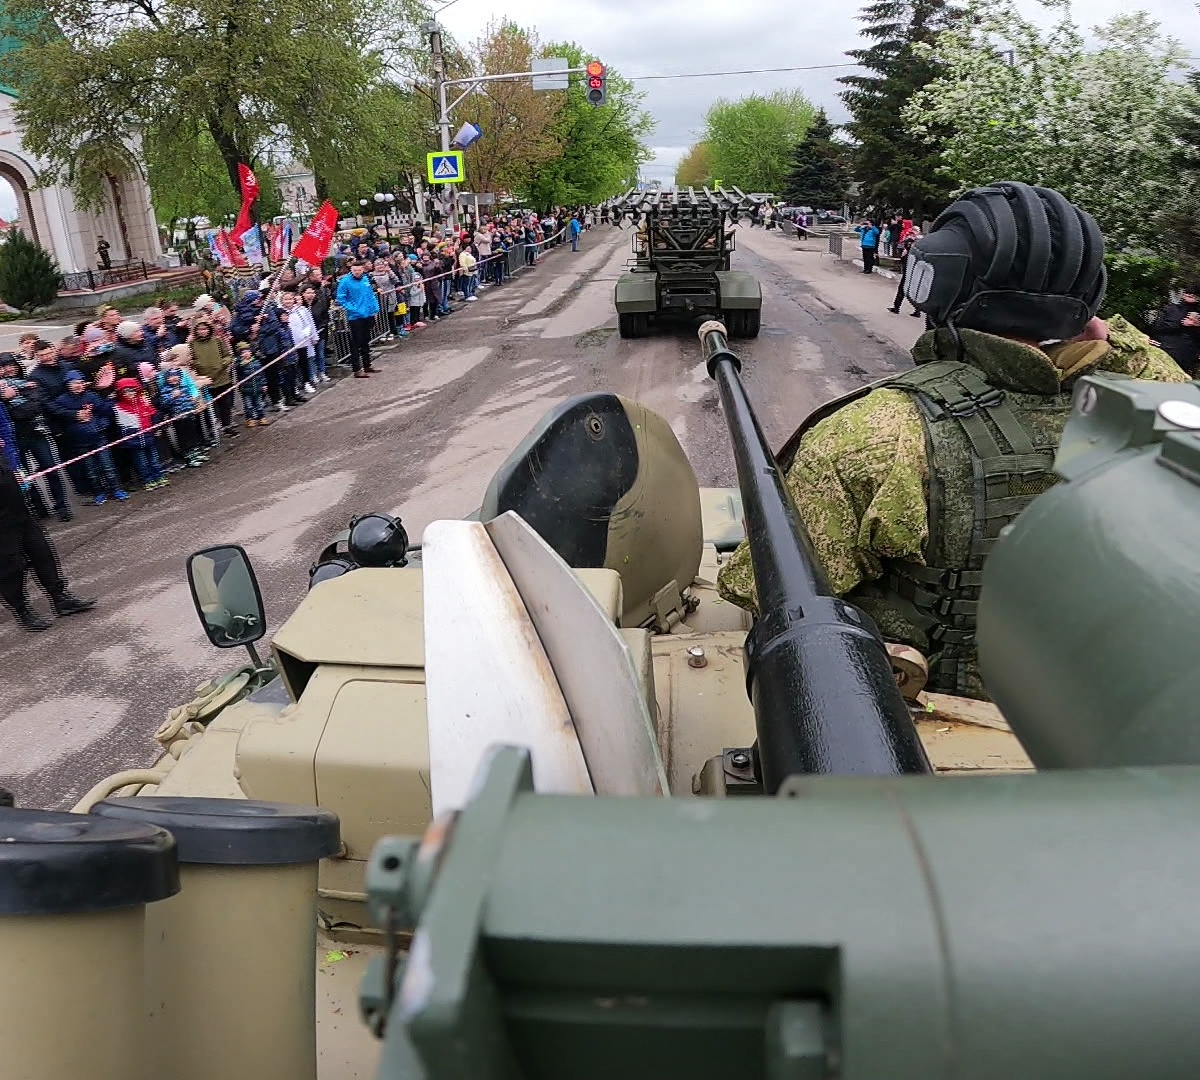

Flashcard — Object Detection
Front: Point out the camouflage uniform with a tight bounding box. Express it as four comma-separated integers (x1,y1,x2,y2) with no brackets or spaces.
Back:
717,315,1188,698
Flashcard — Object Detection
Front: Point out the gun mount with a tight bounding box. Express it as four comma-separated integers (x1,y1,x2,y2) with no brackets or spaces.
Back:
606,187,766,340
699,320,931,786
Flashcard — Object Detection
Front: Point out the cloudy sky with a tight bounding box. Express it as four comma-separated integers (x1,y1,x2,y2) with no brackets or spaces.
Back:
433,0,1200,184
0,0,1195,219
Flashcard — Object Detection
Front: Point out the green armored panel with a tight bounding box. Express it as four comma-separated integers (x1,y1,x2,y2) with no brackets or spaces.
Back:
978,375,1200,768
369,747,1200,1080
614,271,658,313
715,269,762,309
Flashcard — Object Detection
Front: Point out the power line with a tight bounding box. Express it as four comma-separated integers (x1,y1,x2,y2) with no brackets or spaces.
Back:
625,56,1200,83
627,62,859,82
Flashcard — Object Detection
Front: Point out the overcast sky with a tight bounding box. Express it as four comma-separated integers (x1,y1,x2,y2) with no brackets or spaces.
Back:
0,0,1196,220
435,0,1200,184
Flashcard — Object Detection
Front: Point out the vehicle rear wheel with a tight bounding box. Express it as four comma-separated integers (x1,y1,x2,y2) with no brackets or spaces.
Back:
618,313,644,339
722,309,744,337
742,308,762,338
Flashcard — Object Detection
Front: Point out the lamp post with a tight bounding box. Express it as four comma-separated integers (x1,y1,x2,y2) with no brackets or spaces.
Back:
373,191,396,237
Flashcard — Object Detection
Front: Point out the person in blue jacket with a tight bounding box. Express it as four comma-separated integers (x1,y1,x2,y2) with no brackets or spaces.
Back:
335,260,381,377
0,402,95,631
46,371,128,504
569,214,582,252
855,219,881,274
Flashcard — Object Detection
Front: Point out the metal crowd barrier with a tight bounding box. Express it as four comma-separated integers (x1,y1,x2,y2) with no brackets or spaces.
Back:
323,239,556,364
828,232,846,258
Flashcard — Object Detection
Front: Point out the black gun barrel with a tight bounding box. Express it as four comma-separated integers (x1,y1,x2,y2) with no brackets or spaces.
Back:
699,321,931,790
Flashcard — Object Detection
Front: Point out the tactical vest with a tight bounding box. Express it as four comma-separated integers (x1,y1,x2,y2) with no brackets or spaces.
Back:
848,359,1073,698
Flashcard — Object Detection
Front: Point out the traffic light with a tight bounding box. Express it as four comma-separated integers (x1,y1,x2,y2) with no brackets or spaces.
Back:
586,61,607,106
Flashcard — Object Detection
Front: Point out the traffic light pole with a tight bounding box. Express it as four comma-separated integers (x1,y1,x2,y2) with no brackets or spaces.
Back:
426,20,589,230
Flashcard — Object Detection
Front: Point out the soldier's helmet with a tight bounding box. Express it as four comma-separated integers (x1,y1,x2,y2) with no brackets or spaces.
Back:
904,181,1107,342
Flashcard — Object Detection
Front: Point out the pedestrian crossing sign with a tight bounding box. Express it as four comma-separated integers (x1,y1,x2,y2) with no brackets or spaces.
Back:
427,151,464,184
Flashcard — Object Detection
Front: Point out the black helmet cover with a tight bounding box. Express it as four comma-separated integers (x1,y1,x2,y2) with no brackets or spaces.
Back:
904,181,1107,341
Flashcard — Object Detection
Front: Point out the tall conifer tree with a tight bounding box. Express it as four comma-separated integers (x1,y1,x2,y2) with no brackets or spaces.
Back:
839,0,962,220
782,109,850,209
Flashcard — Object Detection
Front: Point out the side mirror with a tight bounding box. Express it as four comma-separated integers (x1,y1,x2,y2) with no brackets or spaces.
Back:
187,544,267,665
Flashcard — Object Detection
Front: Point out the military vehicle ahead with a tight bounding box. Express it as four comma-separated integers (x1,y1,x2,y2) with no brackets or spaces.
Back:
607,186,765,339
8,323,1200,1079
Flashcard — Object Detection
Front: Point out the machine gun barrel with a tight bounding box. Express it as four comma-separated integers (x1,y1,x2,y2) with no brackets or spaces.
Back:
699,321,931,789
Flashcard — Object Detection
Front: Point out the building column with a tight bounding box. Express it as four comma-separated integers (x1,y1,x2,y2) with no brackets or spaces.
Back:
34,184,80,273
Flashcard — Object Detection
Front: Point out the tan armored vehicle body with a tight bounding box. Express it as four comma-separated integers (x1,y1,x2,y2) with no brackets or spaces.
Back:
73,391,1029,1079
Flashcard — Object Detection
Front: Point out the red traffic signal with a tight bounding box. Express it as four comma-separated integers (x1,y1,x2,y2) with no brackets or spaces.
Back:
585,60,607,106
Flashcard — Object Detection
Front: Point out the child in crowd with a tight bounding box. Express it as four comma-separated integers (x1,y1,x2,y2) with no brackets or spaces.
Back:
47,370,128,504
234,341,270,427
407,255,426,329
112,377,167,490
157,364,207,469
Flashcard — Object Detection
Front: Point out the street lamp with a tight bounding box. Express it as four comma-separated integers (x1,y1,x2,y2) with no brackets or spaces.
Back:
373,191,396,236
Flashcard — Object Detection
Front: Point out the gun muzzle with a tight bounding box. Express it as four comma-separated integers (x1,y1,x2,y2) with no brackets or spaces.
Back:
700,321,931,788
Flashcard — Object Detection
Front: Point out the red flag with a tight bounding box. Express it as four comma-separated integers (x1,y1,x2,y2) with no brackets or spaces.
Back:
292,200,338,265
219,227,247,267
233,163,260,240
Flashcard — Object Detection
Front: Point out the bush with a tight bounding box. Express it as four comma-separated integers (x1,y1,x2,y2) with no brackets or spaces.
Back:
1099,252,1178,332
0,229,61,313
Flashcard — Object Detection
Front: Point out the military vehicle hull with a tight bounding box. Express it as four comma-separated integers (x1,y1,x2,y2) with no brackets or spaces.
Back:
69,495,1027,1079
615,268,762,339
66,388,1031,1079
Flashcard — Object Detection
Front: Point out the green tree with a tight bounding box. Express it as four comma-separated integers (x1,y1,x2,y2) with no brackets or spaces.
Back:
702,91,815,194
674,143,712,188
905,0,1191,249
838,0,963,220
524,41,653,208
0,0,429,212
782,110,850,209
1156,71,1200,280
457,21,565,196
0,229,60,312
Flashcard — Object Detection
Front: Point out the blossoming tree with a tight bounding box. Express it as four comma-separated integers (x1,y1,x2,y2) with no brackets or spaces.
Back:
904,0,1194,249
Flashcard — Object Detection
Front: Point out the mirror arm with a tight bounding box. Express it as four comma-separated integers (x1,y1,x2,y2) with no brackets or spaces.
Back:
245,642,263,668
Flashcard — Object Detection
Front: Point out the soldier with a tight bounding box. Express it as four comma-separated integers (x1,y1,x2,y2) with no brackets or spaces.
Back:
0,404,96,631
717,181,1188,700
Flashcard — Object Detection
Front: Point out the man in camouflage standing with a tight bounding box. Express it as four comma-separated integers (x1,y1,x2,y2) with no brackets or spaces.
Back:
717,181,1188,700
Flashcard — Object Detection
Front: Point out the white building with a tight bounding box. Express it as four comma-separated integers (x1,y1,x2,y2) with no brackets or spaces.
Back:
0,79,161,278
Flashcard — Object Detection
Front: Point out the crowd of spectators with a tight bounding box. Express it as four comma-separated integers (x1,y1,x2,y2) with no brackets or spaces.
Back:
0,205,590,521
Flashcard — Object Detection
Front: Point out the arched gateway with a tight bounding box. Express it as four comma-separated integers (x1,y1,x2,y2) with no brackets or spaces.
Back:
0,44,161,277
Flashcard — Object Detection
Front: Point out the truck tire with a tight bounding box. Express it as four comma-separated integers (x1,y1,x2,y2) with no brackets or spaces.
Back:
619,313,649,338
742,308,761,338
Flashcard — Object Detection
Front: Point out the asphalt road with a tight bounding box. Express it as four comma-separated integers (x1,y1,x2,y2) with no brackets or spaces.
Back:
1,225,914,809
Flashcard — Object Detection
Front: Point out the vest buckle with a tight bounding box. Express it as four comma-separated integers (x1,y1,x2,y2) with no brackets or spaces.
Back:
941,569,962,589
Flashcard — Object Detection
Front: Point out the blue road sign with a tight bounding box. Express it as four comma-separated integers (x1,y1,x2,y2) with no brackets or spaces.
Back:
427,151,464,184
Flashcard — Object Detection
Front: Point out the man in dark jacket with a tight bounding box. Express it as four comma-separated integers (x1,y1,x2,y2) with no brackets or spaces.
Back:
233,291,292,410
0,404,94,631
1149,286,1200,375
0,357,71,520
113,320,159,380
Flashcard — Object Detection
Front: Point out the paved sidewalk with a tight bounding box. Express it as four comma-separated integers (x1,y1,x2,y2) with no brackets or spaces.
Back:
736,226,925,354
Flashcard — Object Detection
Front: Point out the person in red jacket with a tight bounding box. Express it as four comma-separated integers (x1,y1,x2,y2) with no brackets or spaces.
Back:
112,378,167,489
